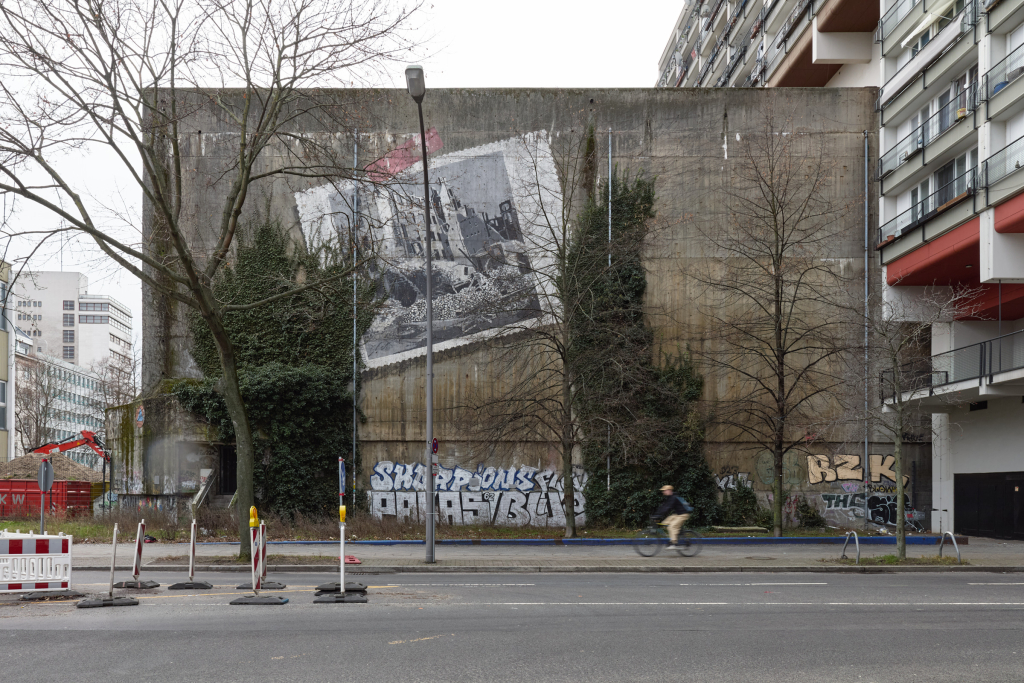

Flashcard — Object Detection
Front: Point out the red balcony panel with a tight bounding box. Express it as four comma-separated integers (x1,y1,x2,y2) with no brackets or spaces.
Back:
967,283,1024,320
886,218,980,286
994,192,1024,233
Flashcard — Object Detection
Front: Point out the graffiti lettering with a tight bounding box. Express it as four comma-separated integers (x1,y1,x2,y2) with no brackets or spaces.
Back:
806,454,909,486
821,492,866,510
714,472,751,491
867,494,910,526
368,461,587,526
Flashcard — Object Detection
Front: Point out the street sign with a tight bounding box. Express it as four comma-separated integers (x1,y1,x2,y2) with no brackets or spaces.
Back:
431,438,438,454
38,460,54,493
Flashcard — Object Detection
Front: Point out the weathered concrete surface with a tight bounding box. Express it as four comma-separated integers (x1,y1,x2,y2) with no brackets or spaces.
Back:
141,87,882,506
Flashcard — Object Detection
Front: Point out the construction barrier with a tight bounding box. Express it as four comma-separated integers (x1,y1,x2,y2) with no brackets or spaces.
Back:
231,507,287,605
0,531,72,593
168,520,213,590
112,520,159,589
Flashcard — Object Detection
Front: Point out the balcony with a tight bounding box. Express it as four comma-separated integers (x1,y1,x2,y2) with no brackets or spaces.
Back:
879,167,976,245
884,329,1024,407
984,41,1024,120
983,135,1024,204
880,82,979,180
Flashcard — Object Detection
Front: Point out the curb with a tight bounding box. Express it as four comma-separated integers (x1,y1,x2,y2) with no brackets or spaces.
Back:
186,536,968,547
73,564,1024,574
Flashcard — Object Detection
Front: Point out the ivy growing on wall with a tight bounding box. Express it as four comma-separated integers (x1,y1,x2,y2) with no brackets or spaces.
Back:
173,209,376,517
572,168,718,528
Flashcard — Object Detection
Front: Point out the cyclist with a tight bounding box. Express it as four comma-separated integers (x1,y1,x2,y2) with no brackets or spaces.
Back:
653,485,693,549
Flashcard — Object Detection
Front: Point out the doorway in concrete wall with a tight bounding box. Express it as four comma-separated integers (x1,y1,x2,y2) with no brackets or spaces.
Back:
954,473,1024,540
218,445,237,496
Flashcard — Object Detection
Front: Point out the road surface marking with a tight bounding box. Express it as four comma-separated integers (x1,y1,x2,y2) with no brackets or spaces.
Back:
398,584,536,587
969,583,1024,585
389,634,454,645
680,583,828,586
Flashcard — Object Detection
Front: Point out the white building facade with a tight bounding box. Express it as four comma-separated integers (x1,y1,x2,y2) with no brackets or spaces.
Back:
13,272,133,371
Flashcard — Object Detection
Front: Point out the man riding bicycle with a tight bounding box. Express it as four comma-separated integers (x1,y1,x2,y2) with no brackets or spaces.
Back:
653,485,693,549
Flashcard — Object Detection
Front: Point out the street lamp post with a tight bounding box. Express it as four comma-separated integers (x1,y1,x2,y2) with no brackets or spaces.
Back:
405,65,435,564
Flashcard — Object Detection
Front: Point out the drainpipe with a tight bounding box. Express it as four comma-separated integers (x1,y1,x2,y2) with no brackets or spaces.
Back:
864,130,870,529
607,127,612,492
351,132,358,499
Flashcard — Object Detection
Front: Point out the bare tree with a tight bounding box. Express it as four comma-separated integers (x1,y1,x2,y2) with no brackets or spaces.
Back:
459,126,667,538
690,101,857,536
0,0,416,556
868,284,983,559
91,342,140,412
15,355,71,454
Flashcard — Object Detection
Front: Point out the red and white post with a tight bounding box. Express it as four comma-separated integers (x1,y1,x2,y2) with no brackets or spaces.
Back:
189,520,196,583
260,519,267,583
131,520,144,582
250,522,261,595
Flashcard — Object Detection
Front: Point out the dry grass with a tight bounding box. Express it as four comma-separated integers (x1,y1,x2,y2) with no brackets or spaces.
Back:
825,554,968,566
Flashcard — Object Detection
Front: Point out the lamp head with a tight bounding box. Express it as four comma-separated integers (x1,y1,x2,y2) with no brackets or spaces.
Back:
405,65,426,103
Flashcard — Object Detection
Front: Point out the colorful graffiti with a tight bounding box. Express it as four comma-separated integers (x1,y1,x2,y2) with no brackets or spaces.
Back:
714,465,751,491
806,454,909,486
367,462,587,526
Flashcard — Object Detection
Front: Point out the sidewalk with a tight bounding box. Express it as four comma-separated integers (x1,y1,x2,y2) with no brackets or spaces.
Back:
70,536,1024,573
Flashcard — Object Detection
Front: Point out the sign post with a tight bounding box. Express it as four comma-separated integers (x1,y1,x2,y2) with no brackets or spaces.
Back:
314,505,367,603
37,460,53,535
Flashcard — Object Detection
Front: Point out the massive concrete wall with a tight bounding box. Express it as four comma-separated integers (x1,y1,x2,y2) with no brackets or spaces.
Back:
142,87,896,525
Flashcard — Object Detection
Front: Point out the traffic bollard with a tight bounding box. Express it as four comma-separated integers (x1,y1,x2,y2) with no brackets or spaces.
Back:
113,519,159,589
169,520,213,590
315,506,367,603
77,523,138,608
231,506,287,605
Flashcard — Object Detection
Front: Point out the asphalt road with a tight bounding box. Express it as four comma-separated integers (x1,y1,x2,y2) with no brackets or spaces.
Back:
3,571,1022,682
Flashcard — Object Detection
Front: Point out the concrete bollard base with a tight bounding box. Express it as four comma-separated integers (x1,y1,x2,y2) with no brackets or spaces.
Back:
315,581,367,594
314,592,368,604
230,595,289,605
77,597,140,608
112,580,160,589
236,580,286,590
168,581,213,590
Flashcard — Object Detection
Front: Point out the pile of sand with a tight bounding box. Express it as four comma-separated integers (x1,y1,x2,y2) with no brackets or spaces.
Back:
0,453,105,483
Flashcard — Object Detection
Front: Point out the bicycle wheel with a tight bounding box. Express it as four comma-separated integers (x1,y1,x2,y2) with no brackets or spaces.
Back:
632,527,665,557
676,530,704,557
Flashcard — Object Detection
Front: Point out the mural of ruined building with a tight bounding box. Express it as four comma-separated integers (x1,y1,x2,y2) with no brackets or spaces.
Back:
368,462,587,526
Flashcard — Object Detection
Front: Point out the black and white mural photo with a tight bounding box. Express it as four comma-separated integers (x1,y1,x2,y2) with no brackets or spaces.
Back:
296,132,561,368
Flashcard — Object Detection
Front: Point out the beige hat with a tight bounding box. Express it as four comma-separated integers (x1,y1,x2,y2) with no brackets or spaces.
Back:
660,485,674,492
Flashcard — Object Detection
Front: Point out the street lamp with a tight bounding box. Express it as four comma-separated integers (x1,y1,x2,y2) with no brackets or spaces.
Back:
405,65,435,564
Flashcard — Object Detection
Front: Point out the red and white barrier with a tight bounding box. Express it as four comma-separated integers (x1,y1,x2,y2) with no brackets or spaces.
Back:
260,520,267,583
131,520,145,581
0,531,72,593
250,523,262,593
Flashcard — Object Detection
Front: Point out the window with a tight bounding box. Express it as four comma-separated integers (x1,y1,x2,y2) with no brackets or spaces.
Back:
80,315,108,324
79,303,109,312
63,300,75,310
63,330,75,343
63,346,74,360
64,313,74,327
33,301,39,307
0,380,8,429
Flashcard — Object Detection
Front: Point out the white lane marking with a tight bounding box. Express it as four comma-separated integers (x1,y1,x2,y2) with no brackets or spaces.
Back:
968,583,1024,585
397,584,537,587
438,602,1024,606
680,583,828,586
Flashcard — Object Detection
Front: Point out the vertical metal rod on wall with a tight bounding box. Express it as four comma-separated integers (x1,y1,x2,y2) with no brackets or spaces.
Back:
418,103,436,564
352,131,358,502
607,127,612,492
863,130,870,529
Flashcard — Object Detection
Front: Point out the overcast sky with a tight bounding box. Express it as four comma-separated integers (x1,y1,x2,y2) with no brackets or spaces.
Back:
7,0,684,344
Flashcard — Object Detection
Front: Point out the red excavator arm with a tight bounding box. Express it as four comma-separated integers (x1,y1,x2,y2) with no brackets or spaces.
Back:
30,430,109,462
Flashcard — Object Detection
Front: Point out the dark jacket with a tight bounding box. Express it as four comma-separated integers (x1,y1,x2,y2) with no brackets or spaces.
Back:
654,494,692,520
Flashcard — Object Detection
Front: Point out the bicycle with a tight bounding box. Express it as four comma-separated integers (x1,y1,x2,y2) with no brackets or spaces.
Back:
632,517,704,557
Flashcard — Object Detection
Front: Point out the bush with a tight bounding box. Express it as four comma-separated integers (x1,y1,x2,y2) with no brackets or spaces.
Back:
720,483,764,527
796,496,826,528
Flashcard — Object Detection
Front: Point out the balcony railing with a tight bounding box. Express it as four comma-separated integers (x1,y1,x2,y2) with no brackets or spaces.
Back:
878,167,976,243
879,0,920,42
984,41,1024,100
717,44,747,87
883,328,1024,399
878,82,978,178
984,135,1024,187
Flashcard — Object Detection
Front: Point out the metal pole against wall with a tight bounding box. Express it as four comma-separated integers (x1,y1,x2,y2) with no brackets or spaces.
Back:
352,130,359,501
607,127,612,491
417,102,436,564
863,130,870,529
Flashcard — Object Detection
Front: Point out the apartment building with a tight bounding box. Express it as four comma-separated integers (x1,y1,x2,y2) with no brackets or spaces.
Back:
0,263,13,463
879,0,1024,541
13,272,133,370
659,0,1024,539
657,0,880,89
13,342,105,468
